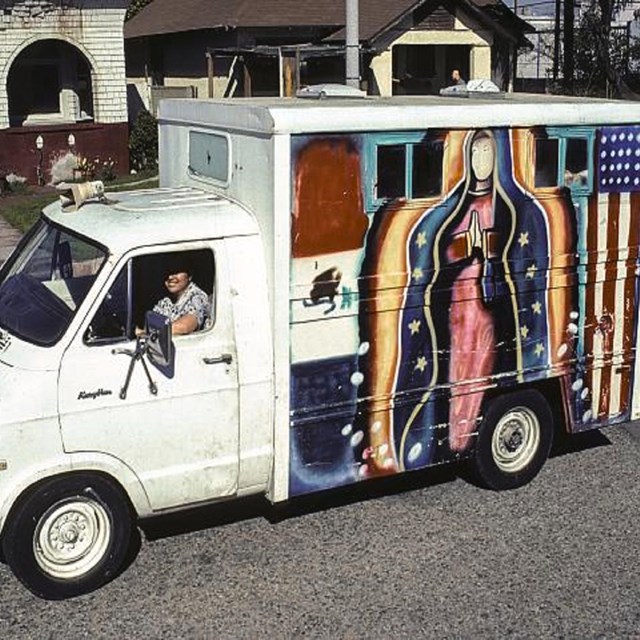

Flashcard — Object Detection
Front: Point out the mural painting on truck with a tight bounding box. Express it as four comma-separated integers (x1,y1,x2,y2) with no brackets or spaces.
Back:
288,125,640,496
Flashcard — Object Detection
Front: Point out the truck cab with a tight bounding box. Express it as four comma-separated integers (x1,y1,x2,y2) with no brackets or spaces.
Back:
0,186,273,598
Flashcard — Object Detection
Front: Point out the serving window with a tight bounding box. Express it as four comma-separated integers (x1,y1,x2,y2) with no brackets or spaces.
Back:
533,128,594,195
367,133,444,210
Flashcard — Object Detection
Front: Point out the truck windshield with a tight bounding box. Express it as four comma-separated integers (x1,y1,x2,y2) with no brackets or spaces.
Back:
0,218,107,346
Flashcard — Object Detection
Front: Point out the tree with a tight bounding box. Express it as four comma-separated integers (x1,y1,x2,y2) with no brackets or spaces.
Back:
573,0,639,97
129,109,158,172
126,0,154,21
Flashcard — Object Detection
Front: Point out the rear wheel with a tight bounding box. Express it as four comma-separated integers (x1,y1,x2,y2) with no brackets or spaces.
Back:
2,474,133,599
471,390,553,490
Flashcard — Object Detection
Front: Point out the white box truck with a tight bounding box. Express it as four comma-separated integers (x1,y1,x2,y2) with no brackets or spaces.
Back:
2,91,640,598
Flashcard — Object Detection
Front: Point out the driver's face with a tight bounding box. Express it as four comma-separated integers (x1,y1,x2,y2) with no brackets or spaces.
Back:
164,271,190,297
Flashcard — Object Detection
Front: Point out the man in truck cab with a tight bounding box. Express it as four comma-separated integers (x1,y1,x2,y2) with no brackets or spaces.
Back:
152,254,210,335
89,249,214,344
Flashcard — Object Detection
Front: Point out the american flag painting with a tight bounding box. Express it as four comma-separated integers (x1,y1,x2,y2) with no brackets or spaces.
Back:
577,189,640,427
598,126,640,192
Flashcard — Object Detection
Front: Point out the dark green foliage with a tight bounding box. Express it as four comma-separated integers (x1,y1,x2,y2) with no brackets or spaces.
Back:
126,0,154,21
129,109,159,172
571,0,640,98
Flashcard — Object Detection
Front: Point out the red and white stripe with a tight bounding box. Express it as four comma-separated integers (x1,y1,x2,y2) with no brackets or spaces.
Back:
586,191,640,422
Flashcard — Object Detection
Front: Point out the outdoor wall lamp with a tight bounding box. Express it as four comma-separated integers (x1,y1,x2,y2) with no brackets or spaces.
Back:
35,135,44,186
67,134,75,148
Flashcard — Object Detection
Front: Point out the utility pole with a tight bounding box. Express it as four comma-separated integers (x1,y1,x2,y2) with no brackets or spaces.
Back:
563,0,574,93
512,0,518,90
553,0,561,82
346,0,360,88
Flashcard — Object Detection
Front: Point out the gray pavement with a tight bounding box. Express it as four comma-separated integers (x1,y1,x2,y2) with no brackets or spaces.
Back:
0,424,639,638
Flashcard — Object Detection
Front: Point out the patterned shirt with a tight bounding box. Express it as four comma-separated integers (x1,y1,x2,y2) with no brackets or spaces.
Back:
153,281,210,330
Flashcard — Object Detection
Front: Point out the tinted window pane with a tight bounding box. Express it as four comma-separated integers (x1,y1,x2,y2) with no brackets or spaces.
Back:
535,138,559,187
413,141,444,197
565,138,589,187
189,132,229,182
377,145,406,198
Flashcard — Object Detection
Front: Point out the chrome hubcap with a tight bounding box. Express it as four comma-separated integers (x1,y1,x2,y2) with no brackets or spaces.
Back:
491,406,540,473
34,497,111,579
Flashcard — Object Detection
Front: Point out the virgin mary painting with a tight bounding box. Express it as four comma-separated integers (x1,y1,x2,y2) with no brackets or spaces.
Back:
354,128,573,476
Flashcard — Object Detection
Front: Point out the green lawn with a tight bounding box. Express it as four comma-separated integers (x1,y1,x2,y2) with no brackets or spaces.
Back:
0,193,57,233
0,174,159,233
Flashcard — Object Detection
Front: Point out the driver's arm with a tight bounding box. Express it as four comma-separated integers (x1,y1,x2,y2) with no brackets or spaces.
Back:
171,313,199,336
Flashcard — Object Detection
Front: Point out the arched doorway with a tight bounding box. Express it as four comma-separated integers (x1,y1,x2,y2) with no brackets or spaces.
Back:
7,39,94,127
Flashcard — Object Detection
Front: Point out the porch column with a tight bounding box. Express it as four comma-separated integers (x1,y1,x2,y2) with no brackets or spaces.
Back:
370,50,393,97
470,45,491,80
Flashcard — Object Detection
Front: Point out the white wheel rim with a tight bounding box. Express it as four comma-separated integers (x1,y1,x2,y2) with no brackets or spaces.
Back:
491,406,541,474
34,497,111,579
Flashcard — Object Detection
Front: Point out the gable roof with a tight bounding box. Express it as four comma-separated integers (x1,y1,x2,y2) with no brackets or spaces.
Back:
125,0,346,39
125,0,531,43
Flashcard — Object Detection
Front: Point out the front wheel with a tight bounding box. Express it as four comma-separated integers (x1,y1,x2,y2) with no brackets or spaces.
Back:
2,474,133,599
470,389,554,490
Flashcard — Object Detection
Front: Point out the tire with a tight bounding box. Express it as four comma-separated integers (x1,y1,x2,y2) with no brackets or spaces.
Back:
470,389,553,491
2,474,133,600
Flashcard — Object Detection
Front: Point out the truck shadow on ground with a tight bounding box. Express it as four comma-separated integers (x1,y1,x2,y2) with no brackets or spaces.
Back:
138,429,610,543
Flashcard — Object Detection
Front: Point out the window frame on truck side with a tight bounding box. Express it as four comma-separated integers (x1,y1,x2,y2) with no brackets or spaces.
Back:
533,127,595,196
365,132,445,212
187,129,233,188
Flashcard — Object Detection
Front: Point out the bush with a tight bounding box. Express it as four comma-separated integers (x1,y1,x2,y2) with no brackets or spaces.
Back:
0,172,28,196
129,109,158,172
74,155,117,183
96,158,118,182
50,152,78,184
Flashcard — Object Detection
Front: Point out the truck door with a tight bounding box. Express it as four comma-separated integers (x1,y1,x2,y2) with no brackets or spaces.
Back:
58,242,240,511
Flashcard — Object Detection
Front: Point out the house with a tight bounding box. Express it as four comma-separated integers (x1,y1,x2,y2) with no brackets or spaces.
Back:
124,0,533,109
0,0,130,185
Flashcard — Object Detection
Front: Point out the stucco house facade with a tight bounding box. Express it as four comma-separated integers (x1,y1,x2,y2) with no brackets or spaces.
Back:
0,0,129,184
125,0,532,108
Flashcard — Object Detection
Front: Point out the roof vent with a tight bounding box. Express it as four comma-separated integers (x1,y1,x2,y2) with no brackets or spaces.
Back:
297,83,366,99
57,180,106,212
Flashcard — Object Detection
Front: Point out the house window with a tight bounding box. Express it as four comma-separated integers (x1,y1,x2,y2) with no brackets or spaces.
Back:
369,134,444,209
189,131,230,184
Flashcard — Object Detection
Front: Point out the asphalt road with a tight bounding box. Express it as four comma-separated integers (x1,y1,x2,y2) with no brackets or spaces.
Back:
0,424,639,639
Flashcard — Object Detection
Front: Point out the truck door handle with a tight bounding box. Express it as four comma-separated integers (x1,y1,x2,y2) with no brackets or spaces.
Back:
203,353,233,365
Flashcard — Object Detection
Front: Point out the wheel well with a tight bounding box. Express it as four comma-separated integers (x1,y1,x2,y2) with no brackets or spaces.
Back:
482,378,567,436
0,470,136,560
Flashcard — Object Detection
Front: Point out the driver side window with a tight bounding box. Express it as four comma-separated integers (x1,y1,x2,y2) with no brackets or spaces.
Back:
84,249,215,345
84,264,130,344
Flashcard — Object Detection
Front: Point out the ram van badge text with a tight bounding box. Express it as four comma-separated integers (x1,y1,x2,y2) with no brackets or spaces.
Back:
78,389,113,400
0,329,10,353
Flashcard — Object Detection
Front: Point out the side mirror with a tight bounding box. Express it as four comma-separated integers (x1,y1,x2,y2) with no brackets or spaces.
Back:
145,311,175,378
